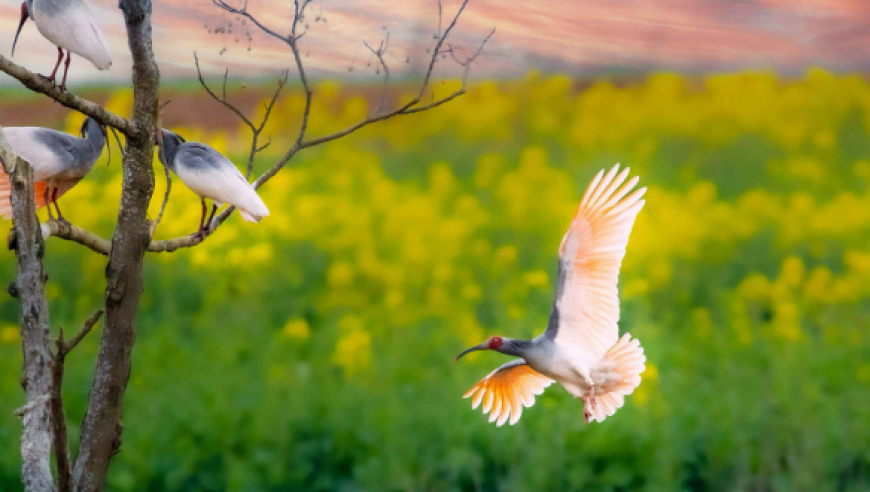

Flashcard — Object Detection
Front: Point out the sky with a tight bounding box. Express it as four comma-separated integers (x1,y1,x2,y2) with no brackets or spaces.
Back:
0,0,869,85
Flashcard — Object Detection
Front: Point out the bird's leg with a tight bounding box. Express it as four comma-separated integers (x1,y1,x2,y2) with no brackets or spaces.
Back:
204,204,218,235
586,377,597,408
194,199,207,239
43,186,55,221
43,47,64,84
581,376,597,423
52,187,67,224
58,50,72,92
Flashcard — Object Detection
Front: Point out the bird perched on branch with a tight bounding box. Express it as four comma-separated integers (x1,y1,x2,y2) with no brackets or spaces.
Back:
12,0,112,91
0,117,107,221
158,129,269,239
455,164,647,426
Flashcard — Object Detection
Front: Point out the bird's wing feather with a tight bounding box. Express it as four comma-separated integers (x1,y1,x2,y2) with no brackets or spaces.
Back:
545,164,645,358
2,128,77,180
37,1,112,70
463,359,554,426
174,144,269,220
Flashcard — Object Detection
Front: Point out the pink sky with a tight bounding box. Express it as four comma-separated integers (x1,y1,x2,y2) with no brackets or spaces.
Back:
1,0,869,85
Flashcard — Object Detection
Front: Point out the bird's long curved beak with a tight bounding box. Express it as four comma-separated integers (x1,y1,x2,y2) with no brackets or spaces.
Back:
12,2,28,57
454,342,488,363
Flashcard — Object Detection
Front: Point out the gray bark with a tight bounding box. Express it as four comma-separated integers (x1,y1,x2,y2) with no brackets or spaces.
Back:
70,1,159,491
0,127,56,492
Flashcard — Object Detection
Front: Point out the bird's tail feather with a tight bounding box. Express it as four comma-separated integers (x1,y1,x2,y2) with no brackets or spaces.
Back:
589,333,646,423
0,172,49,219
239,209,265,223
237,195,269,223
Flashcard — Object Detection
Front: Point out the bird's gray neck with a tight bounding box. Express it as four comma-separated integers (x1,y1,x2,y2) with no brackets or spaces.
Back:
159,139,181,173
81,120,105,164
496,338,536,358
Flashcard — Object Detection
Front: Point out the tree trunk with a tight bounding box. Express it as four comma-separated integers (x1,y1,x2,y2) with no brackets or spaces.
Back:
0,128,56,492
71,2,159,491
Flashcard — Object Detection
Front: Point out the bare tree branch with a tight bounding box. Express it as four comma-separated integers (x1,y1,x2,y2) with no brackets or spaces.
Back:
50,310,103,492
194,53,288,179
71,0,162,489
0,126,55,492
0,55,137,136
38,0,493,256
61,310,106,356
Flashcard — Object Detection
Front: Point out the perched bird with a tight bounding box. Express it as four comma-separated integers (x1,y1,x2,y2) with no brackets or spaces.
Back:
158,129,269,238
455,164,647,426
0,117,107,221
12,0,112,91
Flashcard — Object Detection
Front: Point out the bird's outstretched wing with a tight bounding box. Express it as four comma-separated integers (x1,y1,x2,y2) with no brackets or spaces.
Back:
545,164,645,358
463,359,553,426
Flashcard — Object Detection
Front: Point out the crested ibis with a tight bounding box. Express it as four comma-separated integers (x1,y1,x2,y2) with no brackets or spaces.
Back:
158,129,269,238
455,164,647,425
12,0,112,91
0,117,108,221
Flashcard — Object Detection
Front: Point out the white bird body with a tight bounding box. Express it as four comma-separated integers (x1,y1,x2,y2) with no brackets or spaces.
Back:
12,0,111,91
0,118,106,219
457,164,647,426
31,0,112,70
159,130,269,235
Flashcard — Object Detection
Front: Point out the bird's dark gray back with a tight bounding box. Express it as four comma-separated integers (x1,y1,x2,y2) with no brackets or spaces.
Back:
32,129,78,168
35,0,70,16
176,143,227,171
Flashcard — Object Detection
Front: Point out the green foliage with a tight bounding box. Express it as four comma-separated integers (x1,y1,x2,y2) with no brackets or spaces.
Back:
2,70,870,490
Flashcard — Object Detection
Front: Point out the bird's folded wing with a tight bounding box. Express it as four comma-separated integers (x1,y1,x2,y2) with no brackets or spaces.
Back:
550,164,645,357
463,359,553,426
175,146,269,219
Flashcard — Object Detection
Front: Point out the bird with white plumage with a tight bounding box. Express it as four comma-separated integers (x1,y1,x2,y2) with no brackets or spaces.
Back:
455,164,647,426
12,0,112,91
0,117,107,221
157,129,269,239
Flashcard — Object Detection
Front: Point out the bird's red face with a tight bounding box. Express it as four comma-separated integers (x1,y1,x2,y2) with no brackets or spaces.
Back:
454,336,504,362
487,336,503,350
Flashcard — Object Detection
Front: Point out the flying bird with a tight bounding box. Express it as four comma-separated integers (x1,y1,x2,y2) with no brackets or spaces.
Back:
158,129,269,238
455,164,647,426
0,117,107,221
12,0,112,91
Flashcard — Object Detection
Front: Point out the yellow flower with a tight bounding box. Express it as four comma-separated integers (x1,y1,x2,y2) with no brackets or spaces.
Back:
1,325,20,344
331,326,371,377
283,319,310,340
327,261,354,287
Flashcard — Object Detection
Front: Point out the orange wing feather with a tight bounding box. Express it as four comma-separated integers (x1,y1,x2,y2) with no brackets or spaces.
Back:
463,360,554,426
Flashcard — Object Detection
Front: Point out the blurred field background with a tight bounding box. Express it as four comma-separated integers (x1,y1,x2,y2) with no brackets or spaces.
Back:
1,69,870,491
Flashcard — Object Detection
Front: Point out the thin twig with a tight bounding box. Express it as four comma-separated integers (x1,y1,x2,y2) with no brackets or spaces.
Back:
194,53,255,130
45,0,493,256
151,132,172,238
61,310,105,356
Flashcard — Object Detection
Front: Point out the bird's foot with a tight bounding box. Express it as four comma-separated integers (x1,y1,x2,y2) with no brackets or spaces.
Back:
191,229,206,240
37,73,57,86
581,391,597,424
